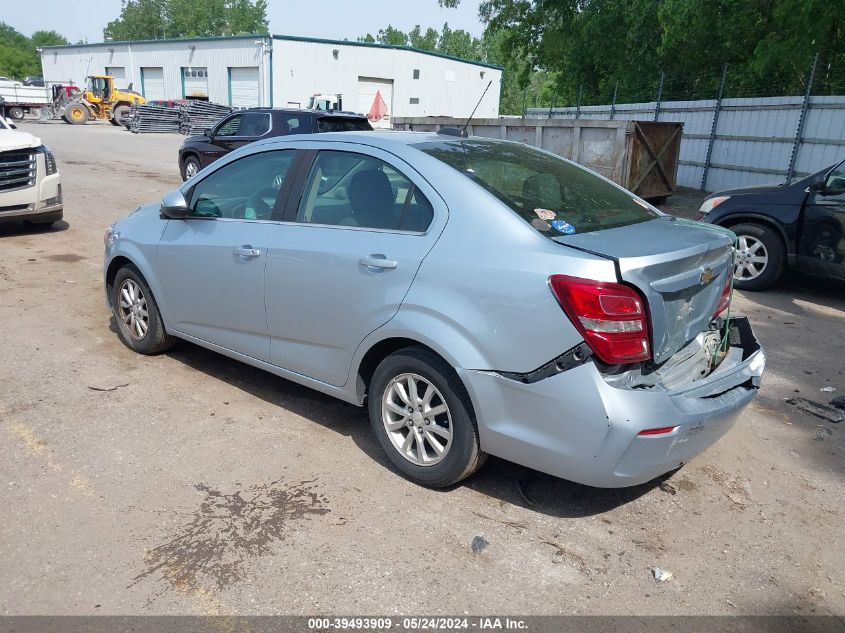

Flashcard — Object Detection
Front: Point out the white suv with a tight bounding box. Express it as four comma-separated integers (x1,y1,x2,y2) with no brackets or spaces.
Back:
0,117,62,226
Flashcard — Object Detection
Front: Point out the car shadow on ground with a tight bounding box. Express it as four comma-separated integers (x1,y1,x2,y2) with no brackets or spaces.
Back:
150,333,666,519
0,219,69,237
740,272,845,315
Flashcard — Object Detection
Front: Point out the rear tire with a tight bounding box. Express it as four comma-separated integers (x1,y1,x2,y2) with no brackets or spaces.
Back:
111,105,130,127
111,265,176,355
6,106,24,120
729,222,785,291
368,347,487,488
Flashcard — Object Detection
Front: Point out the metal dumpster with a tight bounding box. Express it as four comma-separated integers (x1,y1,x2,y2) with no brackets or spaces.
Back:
393,117,683,201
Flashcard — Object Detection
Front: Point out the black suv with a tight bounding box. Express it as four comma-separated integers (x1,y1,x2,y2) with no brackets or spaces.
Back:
178,108,372,180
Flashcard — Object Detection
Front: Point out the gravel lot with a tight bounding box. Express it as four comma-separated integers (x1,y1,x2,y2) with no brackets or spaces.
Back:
1,121,843,617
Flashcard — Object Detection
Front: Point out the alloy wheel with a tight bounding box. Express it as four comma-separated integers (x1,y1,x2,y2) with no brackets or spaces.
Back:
185,161,199,178
117,279,149,340
382,373,452,466
734,235,769,281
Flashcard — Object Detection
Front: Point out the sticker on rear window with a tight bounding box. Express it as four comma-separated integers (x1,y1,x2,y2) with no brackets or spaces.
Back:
551,219,576,235
534,208,556,220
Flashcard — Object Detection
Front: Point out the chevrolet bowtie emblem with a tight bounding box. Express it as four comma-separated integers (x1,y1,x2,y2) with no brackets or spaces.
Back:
699,268,716,285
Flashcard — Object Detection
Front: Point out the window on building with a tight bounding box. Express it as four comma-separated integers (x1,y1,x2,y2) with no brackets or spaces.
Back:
409,97,420,105
413,69,420,79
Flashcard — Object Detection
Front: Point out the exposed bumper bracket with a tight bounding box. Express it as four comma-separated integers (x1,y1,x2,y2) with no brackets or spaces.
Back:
498,342,593,384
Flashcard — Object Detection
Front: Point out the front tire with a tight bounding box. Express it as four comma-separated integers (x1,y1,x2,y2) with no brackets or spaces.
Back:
63,104,89,125
180,155,201,181
368,347,487,488
730,222,785,291
111,265,176,354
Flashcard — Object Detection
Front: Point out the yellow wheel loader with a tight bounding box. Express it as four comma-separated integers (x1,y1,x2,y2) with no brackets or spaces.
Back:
61,75,145,126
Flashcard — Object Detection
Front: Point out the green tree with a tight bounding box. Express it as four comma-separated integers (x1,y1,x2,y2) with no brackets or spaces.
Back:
444,0,845,103
0,23,69,80
377,25,409,46
408,25,439,51
104,0,267,41
437,22,478,59
104,0,169,40
31,31,69,49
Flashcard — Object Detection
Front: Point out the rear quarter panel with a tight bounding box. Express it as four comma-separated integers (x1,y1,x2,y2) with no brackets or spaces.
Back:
352,148,618,375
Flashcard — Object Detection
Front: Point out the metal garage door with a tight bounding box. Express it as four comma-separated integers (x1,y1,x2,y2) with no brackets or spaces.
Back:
229,67,259,108
105,66,126,87
182,67,208,99
357,77,393,129
141,67,165,100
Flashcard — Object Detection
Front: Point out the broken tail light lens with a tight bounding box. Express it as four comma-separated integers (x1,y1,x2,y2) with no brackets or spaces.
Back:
549,275,651,364
713,270,733,318
637,426,678,436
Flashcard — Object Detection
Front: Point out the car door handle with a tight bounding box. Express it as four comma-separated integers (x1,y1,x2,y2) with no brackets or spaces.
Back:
358,255,398,270
234,245,261,258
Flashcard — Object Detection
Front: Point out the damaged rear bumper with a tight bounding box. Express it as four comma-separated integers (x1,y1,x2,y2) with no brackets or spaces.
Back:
458,317,765,488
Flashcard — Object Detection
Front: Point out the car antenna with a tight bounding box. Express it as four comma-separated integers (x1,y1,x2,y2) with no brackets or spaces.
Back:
460,80,493,138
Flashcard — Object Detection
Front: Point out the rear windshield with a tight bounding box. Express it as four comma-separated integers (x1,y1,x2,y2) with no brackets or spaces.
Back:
317,117,372,133
415,138,658,235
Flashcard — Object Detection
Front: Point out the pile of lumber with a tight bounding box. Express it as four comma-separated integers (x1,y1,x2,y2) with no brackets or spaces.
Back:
179,101,232,135
128,100,233,135
128,103,181,134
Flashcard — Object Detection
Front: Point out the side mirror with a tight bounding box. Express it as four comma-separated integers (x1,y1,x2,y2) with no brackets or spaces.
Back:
204,128,213,138
160,190,190,219
807,179,826,193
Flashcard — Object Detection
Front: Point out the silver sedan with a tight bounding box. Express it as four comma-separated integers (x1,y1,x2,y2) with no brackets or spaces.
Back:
104,131,765,488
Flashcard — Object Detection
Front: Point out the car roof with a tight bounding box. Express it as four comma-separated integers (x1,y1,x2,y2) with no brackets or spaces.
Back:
247,107,367,118
284,130,514,150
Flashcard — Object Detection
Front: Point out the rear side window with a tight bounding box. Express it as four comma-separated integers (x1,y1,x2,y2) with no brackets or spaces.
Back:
295,150,433,231
316,117,372,133
282,115,308,134
236,112,271,136
415,138,658,235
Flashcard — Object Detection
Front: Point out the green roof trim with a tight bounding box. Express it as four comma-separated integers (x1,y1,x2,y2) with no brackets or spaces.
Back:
271,34,503,71
39,32,503,71
40,34,270,50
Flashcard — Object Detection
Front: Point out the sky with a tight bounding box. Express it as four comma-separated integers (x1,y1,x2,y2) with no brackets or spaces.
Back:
4,0,485,43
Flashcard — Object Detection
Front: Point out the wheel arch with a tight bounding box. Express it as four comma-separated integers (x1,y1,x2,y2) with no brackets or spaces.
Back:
105,248,169,326
714,213,792,267
714,213,790,248
353,334,473,407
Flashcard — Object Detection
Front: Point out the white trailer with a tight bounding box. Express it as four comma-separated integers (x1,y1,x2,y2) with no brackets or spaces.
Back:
0,82,78,120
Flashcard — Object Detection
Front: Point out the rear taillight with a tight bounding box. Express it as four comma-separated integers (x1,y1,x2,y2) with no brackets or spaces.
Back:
549,275,651,364
713,271,732,318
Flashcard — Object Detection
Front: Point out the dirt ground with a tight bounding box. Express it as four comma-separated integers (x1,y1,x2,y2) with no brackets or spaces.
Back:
0,121,843,617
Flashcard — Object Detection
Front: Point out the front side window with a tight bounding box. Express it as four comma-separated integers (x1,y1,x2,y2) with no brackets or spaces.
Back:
215,114,242,137
295,151,433,231
416,138,658,236
187,150,294,220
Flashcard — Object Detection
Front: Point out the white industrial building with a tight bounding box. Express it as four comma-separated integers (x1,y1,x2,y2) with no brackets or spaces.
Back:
40,34,502,125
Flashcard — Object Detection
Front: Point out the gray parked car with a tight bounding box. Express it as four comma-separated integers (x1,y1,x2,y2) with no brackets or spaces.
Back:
103,131,765,488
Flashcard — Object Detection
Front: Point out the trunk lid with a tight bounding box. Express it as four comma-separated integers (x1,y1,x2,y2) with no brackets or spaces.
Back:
554,217,734,365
